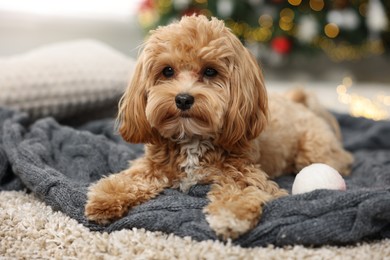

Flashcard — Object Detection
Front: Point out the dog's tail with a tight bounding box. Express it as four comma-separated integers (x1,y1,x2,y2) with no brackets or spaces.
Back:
284,88,342,141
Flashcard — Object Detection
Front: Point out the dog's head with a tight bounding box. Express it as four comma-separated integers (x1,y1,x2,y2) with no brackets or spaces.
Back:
118,15,268,151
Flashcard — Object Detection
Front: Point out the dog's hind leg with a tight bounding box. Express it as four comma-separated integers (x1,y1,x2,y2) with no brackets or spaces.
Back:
294,120,354,176
284,88,342,141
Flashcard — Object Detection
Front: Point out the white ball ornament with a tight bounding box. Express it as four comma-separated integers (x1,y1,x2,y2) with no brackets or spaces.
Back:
217,0,234,18
327,9,359,30
173,0,191,10
367,0,388,33
292,163,346,195
297,15,319,43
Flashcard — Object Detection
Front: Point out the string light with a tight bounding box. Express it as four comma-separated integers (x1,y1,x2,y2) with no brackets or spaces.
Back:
279,8,294,31
337,77,389,120
316,37,384,61
157,0,172,14
139,0,389,62
309,0,324,12
258,14,273,28
324,23,339,38
288,0,302,7
359,2,368,16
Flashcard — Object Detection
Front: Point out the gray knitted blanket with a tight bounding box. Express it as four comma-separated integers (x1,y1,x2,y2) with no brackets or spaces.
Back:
1,107,389,247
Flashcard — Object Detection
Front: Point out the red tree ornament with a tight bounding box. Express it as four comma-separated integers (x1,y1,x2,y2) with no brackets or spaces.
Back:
140,0,154,11
182,8,202,17
271,37,292,54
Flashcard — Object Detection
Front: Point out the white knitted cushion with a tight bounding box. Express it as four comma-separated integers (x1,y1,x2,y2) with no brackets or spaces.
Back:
0,40,135,119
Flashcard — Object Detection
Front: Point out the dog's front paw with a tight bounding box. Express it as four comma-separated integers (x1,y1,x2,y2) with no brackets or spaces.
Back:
204,208,256,240
84,177,132,224
204,184,285,240
85,192,129,225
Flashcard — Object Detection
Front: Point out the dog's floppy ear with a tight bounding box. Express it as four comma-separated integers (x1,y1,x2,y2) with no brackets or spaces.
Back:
217,35,268,151
117,52,156,143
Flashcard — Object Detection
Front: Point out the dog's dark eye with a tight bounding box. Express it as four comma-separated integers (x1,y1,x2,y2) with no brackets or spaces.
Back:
162,67,175,78
204,68,218,77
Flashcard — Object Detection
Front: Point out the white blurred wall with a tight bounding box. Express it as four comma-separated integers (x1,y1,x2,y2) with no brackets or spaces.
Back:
0,0,144,57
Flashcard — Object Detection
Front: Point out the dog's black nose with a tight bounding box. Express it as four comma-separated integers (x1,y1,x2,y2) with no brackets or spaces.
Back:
175,93,194,111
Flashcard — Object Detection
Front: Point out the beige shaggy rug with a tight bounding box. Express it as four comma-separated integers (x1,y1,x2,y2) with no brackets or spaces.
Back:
1,191,389,259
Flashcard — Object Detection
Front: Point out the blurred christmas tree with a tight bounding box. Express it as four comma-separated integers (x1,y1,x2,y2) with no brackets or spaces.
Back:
138,0,389,64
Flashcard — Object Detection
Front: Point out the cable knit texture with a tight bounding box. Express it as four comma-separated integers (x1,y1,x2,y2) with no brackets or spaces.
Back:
0,108,389,247
0,40,135,119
